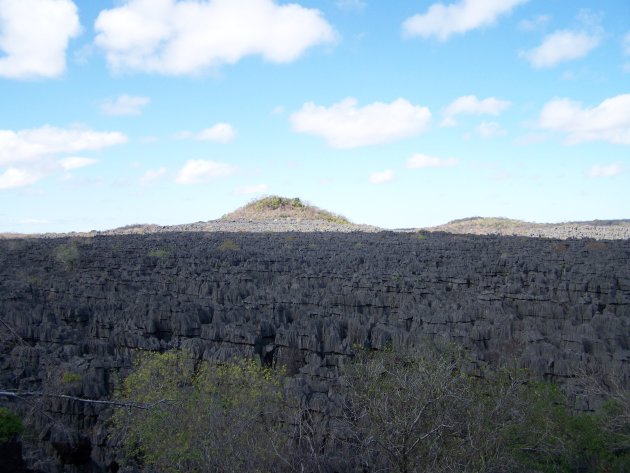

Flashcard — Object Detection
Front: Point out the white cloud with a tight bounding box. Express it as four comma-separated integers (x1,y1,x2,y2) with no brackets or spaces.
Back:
623,32,630,55
0,168,40,189
0,125,128,166
518,14,550,32
291,97,431,149
587,163,623,178
476,121,507,139
140,167,167,184
406,154,458,169
101,94,150,116
177,123,237,143
369,169,394,184
197,123,237,143
537,94,630,145
442,95,510,126
94,0,336,75
403,0,527,41
522,30,600,68
175,159,236,184
0,0,81,79
271,105,285,115
336,0,365,12
59,156,98,170
234,183,269,195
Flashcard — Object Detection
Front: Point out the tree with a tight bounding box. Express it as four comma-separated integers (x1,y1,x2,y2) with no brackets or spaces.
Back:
110,351,288,473
340,343,552,473
341,344,472,472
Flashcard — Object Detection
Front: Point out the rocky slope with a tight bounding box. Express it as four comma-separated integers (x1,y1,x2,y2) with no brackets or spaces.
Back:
0,229,629,472
425,217,630,240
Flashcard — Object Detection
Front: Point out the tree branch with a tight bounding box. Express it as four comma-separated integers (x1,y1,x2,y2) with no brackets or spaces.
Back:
0,391,174,410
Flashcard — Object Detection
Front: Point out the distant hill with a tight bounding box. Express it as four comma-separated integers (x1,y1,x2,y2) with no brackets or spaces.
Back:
221,196,351,224
3,197,629,240
425,217,630,240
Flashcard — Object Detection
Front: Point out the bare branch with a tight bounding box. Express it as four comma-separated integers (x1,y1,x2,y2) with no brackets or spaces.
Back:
0,391,174,410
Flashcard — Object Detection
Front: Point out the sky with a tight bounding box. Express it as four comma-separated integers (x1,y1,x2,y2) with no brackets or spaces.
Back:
0,0,629,232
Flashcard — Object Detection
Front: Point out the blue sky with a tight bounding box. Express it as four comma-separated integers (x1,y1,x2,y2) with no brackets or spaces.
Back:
1,0,629,232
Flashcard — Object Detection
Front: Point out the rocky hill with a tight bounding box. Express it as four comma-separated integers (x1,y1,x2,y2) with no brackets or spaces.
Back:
0,228,629,472
4,196,629,240
425,217,630,240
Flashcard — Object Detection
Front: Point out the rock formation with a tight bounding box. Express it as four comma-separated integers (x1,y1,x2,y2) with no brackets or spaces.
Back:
0,199,629,471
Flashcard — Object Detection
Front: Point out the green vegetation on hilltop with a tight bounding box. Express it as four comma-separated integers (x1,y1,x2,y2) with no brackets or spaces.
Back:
222,195,351,224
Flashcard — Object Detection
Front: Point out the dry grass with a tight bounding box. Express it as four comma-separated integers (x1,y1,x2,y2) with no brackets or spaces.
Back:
222,196,351,224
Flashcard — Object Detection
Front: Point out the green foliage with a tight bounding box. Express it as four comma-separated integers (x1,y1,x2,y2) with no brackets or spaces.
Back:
147,248,170,258
508,383,630,472
111,351,286,473
0,407,23,441
254,196,305,211
61,372,82,385
217,239,239,251
108,346,630,473
53,242,80,269
342,346,630,473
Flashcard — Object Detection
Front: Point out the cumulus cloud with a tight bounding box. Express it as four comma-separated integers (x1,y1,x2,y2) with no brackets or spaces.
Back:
0,168,40,189
0,126,126,189
175,159,236,184
537,94,630,145
140,167,167,184
587,163,622,178
197,123,237,143
406,154,458,169
94,0,336,75
59,156,98,170
518,14,550,32
101,95,151,116
336,0,365,12
177,123,237,143
0,0,81,79
234,183,269,195
521,30,600,68
476,121,507,139
403,0,527,41
442,95,510,126
0,125,128,167
291,98,431,149
369,169,394,184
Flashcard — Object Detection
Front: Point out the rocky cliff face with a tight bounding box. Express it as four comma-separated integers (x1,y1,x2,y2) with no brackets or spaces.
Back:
0,231,629,472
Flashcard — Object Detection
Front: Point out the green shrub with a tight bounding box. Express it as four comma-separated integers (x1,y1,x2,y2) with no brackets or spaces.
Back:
147,248,170,258
0,408,23,441
218,239,239,251
61,372,82,385
53,242,80,269
111,351,286,473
